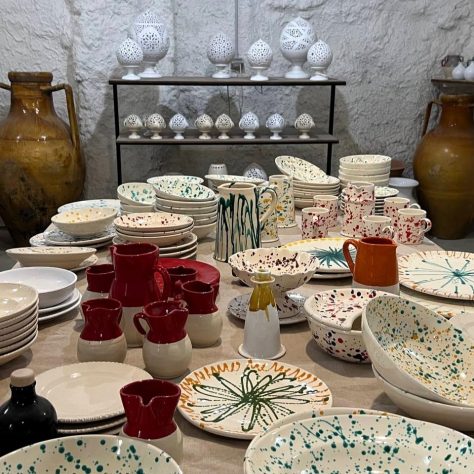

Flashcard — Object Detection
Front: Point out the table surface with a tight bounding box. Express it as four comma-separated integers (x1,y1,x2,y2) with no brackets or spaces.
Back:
0,221,448,473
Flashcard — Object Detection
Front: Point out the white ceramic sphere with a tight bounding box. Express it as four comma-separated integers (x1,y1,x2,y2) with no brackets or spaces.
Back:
116,38,143,66
307,40,333,68
215,114,234,132
137,26,168,62
195,114,214,131
294,113,315,130
239,112,259,131
146,113,166,130
124,114,142,130
266,113,285,131
280,17,317,62
247,39,273,68
169,113,189,132
207,33,235,65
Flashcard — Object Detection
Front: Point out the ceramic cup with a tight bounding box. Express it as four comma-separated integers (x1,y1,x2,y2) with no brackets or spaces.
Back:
341,201,375,237
167,265,197,297
313,195,338,228
343,181,375,203
301,207,330,239
269,174,296,228
384,197,421,222
362,215,394,238
395,208,432,245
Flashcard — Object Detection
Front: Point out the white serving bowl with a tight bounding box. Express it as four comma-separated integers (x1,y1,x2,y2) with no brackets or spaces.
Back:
0,267,77,309
6,247,96,269
0,435,182,473
373,366,474,432
51,208,117,237
117,182,155,206
339,154,392,171
362,295,474,407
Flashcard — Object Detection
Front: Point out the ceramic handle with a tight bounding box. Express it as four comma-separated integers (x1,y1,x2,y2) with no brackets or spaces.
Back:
421,100,441,136
409,203,421,209
154,264,171,301
382,226,395,239
342,239,358,274
133,312,149,336
0,83,11,91
258,187,278,225
421,218,432,233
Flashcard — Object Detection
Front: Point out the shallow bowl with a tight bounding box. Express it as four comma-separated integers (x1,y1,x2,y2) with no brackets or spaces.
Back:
147,175,203,185
120,202,155,213
339,154,392,170
51,208,117,237
6,247,96,269
117,182,155,206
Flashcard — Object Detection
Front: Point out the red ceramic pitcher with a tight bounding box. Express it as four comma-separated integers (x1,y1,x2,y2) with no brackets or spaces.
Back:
80,298,123,341
179,280,218,314
167,265,197,297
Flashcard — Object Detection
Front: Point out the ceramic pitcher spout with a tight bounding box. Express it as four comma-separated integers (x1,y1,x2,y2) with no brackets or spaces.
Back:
180,280,218,314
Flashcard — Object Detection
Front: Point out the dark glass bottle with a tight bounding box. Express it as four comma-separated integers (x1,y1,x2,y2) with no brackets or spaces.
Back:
0,368,58,455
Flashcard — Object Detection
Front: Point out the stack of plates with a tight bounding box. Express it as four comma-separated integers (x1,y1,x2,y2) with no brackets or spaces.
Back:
0,267,79,323
113,212,197,258
338,155,392,187
35,362,152,435
152,177,218,240
340,186,399,215
117,182,155,214
0,283,39,366
30,225,115,249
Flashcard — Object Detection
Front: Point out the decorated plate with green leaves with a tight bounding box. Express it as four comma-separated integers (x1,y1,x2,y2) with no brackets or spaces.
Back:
283,238,355,274
178,359,332,439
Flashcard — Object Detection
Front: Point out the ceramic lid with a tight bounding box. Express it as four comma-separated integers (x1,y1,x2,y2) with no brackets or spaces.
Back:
11,368,35,387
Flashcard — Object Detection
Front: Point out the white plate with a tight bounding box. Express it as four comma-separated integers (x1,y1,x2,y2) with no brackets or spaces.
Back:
38,288,81,315
57,416,127,435
205,174,265,186
35,362,153,423
43,225,115,246
114,212,193,232
69,254,99,272
0,324,37,353
30,232,113,249
6,246,96,269
0,283,38,321
159,245,198,258
115,229,193,246
0,311,37,343
0,330,38,366
38,297,81,323
58,199,121,213
312,271,353,280
0,304,37,332
147,175,203,185
159,233,198,252
178,359,332,439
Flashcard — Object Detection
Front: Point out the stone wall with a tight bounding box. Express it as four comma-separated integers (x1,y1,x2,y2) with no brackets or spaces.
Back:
0,0,472,198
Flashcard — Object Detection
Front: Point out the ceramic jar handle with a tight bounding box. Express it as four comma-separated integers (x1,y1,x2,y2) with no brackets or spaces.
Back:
0,83,11,91
133,312,149,336
258,187,278,225
342,239,358,274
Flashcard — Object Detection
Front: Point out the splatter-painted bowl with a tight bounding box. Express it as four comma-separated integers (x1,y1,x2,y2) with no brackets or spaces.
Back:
362,295,474,407
117,182,155,206
0,435,182,473
244,413,474,473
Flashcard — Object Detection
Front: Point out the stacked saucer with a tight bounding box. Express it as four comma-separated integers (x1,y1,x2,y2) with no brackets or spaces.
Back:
152,178,218,240
340,186,399,216
117,182,155,215
0,283,39,366
338,155,392,187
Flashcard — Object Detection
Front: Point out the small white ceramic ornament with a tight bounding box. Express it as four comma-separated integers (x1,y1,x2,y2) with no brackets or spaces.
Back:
129,10,162,40
452,61,465,80
169,114,188,139
116,38,143,81
308,40,333,81
265,113,285,140
247,39,273,81
207,33,235,78
215,114,234,139
464,61,474,80
137,26,169,78
239,112,259,139
145,114,166,139
280,17,316,79
195,114,214,139
124,114,143,139
294,113,315,139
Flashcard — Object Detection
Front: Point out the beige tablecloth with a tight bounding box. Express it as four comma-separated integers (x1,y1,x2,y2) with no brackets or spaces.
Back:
0,224,443,473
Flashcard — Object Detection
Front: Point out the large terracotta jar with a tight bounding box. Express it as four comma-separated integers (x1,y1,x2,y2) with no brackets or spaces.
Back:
413,94,474,239
0,72,85,244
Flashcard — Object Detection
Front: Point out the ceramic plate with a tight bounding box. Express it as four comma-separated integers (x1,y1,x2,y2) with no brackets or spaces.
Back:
159,233,198,252
0,435,182,474
374,186,399,198
339,154,392,167
38,297,81,323
312,271,352,280
30,233,113,249
43,225,115,246
57,416,127,435
153,181,215,202
205,174,265,186
0,308,37,342
114,212,193,232
0,330,37,366
0,305,37,332
147,175,203,185
0,283,38,321
38,289,81,315
6,246,96,269
69,254,99,272
58,199,121,213
244,413,473,473
117,182,155,205
399,251,474,301
35,362,152,423
283,238,354,274
0,315,37,347
178,359,332,439
159,245,198,258
304,289,389,330
0,326,37,354
275,155,327,181
115,228,193,246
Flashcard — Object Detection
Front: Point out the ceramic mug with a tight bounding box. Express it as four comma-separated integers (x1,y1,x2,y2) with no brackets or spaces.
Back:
343,181,375,203
258,183,279,243
362,215,394,238
301,207,330,239
395,208,432,245
313,195,338,227
341,201,375,237
269,174,296,228
384,197,421,222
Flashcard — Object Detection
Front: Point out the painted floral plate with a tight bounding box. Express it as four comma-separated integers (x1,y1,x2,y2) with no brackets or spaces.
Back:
275,155,327,181
398,250,474,301
283,238,354,274
244,414,474,473
178,359,332,439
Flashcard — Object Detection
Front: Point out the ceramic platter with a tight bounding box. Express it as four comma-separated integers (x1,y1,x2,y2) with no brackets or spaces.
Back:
283,238,354,274
275,155,327,181
244,413,473,473
58,199,121,214
178,359,332,439
35,362,152,423
399,250,474,301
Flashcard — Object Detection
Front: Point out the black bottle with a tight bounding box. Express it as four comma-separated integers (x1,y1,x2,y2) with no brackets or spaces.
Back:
0,368,58,456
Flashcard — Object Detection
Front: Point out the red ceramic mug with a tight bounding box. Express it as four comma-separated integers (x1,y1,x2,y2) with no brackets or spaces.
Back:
179,280,218,314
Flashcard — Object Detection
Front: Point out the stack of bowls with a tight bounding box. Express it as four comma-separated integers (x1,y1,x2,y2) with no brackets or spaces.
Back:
151,177,218,240
113,212,197,258
117,182,155,214
363,295,474,431
340,186,399,216
0,283,39,366
338,155,392,187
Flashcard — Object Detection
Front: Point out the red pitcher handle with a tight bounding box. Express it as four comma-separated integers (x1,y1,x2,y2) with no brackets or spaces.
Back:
154,264,171,301
133,312,148,336
342,239,358,274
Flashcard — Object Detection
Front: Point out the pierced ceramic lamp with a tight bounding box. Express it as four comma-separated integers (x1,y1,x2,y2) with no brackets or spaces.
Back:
266,113,285,140
207,33,235,79
247,39,273,81
137,26,169,78
239,112,259,139
169,114,188,139
195,114,214,139
116,38,143,81
124,114,143,139
307,40,333,81
145,114,166,140
215,114,234,139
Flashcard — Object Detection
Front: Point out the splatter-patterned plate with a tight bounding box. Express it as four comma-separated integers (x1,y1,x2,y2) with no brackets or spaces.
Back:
244,414,474,473
178,359,332,439
399,251,474,301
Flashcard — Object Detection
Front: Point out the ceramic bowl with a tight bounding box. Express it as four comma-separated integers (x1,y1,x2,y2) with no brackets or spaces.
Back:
6,246,96,269
51,208,117,237
362,295,474,407
244,414,474,473
388,177,419,201
192,221,216,240
0,435,182,473
228,248,318,318
114,212,193,233
339,154,392,171
120,202,155,213
204,174,265,187
0,267,77,309
339,171,390,181
153,180,216,202
373,366,474,432
155,195,218,210
147,175,204,185
117,182,155,206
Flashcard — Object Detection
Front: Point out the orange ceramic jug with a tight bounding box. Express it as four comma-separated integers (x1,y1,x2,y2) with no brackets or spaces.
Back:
343,237,399,295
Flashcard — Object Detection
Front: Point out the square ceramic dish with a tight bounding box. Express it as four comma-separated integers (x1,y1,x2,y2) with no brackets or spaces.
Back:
51,207,117,237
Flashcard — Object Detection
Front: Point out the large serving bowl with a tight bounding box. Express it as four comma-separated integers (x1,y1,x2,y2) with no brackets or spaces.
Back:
244,414,474,473
228,248,318,318
362,295,474,407
0,435,182,473
373,366,474,432
51,207,117,237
